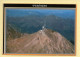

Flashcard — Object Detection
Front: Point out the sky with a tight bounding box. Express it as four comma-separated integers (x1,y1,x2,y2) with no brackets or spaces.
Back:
6,8,75,19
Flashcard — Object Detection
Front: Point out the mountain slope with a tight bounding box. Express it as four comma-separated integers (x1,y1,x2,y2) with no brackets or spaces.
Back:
6,28,74,54
6,24,22,40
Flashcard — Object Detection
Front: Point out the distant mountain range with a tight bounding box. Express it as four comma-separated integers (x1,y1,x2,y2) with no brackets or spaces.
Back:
6,9,75,19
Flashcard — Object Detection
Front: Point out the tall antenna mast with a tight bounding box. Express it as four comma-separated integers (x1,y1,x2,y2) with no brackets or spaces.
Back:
42,16,46,30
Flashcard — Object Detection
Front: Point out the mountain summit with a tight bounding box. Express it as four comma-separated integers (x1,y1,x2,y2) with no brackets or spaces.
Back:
6,28,74,54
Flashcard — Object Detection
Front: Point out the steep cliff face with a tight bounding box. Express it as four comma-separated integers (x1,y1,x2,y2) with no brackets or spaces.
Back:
6,28,74,54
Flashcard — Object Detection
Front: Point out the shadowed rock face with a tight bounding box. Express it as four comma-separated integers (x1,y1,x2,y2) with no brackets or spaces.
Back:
6,28,74,54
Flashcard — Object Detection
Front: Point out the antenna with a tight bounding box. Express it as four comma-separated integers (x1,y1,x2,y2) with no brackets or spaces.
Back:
42,16,46,30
